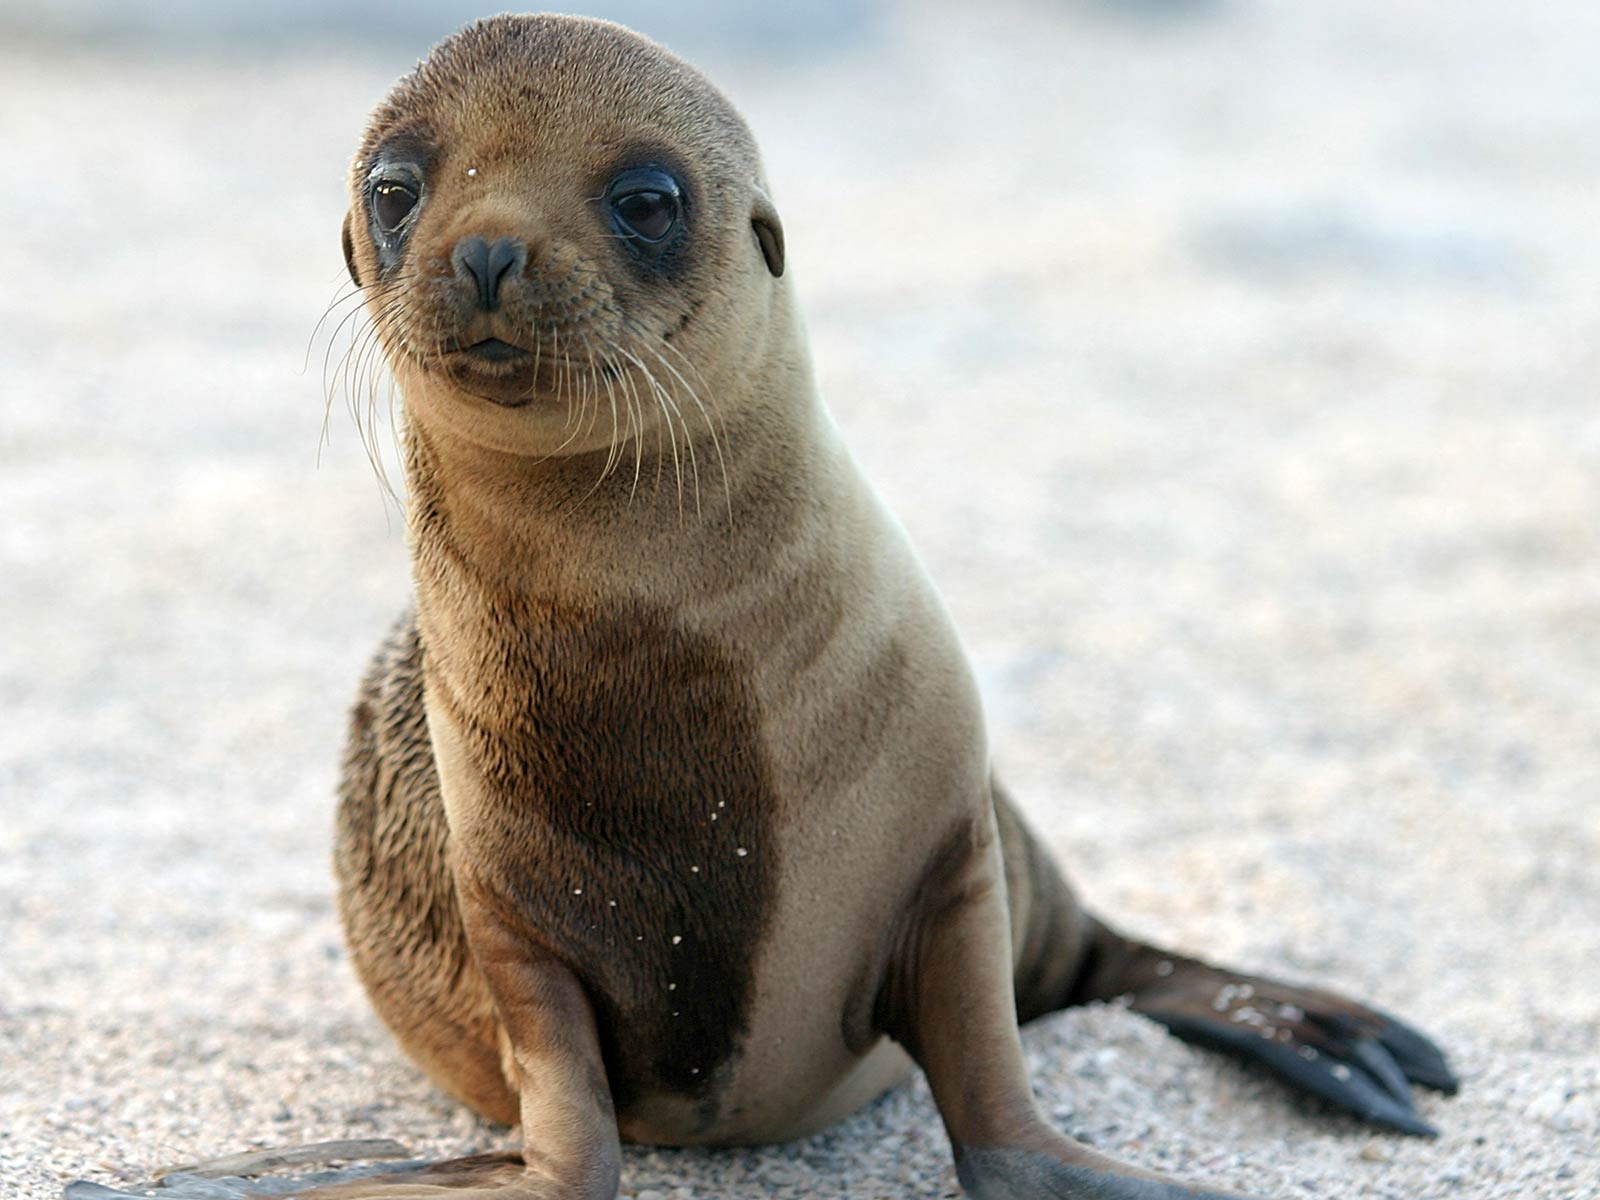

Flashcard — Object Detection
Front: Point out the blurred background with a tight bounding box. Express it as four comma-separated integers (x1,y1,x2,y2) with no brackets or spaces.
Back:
1,1,1597,1197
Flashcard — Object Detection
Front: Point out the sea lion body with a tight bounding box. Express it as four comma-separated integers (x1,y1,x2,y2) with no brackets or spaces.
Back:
338,425,988,1145
302,15,1457,1200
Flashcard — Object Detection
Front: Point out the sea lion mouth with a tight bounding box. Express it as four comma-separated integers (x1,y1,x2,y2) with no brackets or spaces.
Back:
460,337,530,363
432,338,591,409
437,335,594,377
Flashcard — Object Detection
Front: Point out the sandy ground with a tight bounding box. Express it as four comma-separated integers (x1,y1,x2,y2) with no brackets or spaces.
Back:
2,1,1598,1197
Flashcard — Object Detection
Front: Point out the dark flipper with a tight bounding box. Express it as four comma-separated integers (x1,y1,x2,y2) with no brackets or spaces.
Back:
1071,933,1459,1136
1144,1007,1437,1136
992,784,1459,1136
1355,1007,1460,1096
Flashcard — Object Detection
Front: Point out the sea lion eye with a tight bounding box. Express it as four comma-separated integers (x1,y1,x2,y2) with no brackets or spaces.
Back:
615,191,675,241
372,180,419,233
607,169,683,248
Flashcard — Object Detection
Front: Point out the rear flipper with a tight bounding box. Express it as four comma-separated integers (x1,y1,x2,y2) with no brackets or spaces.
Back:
883,812,1262,1200
1069,930,1459,1137
993,785,1458,1138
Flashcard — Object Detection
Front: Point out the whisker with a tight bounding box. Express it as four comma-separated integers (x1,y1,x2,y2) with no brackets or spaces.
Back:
302,278,371,377
612,343,664,508
318,278,409,459
615,343,695,521
624,322,730,523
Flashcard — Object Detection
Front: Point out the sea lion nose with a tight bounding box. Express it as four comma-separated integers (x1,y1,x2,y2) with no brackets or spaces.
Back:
452,235,526,311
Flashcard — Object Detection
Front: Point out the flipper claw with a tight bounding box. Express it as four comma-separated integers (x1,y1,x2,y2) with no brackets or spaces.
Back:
1371,1007,1461,1095
1146,1010,1440,1136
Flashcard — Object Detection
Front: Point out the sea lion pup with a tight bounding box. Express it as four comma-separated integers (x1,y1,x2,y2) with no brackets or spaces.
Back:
321,14,1453,1200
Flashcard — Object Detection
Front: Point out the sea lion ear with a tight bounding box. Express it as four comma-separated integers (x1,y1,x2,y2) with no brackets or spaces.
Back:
751,185,784,278
341,210,363,287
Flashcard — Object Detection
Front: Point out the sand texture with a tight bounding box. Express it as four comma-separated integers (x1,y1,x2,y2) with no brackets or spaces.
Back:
2,1,1597,1197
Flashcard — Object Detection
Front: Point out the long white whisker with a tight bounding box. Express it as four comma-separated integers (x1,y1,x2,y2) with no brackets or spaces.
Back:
629,329,729,523
616,344,696,521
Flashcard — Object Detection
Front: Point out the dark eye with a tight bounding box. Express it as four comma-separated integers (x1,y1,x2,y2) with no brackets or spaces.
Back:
607,169,683,249
614,191,675,241
372,180,419,233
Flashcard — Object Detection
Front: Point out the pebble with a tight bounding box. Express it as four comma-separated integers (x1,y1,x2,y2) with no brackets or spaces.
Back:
1548,1095,1595,1134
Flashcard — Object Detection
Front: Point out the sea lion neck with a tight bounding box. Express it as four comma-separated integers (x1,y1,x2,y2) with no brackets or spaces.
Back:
402,384,833,608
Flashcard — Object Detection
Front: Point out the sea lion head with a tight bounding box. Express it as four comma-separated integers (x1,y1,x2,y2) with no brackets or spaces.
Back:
343,14,787,459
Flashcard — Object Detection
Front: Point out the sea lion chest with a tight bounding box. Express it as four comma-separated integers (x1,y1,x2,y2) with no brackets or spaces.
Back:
423,596,781,1127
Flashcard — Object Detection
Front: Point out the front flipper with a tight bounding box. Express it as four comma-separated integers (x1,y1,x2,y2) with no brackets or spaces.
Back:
1074,933,1459,1137
64,1140,434,1199
883,817,1258,1200
66,874,626,1200
957,1151,1244,1200
64,1154,495,1199
68,1153,579,1200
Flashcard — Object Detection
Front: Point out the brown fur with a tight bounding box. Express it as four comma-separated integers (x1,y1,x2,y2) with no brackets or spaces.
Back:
311,15,1453,1200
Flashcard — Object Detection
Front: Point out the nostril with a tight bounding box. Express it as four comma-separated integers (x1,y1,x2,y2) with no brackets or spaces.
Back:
486,238,523,304
452,235,491,308
452,235,526,312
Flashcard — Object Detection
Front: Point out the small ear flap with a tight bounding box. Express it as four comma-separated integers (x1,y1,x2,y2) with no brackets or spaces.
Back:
341,210,363,287
751,185,784,278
